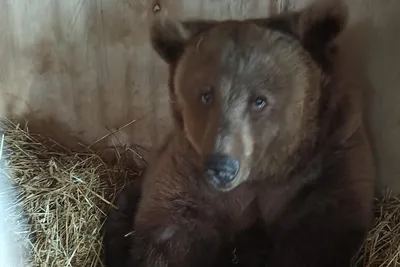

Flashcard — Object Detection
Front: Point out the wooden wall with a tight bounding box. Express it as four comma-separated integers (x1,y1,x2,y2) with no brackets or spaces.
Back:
0,0,399,192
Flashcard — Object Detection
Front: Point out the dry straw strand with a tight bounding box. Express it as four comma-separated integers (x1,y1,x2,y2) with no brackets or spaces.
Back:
353,191,400,267
0,132,4,160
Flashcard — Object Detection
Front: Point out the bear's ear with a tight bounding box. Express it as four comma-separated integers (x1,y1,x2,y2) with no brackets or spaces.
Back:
296,0,348,65
254,0,348,69
150,16,217,64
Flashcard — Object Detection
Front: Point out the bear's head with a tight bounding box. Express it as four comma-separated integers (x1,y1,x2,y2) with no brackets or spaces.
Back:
150,0,348,192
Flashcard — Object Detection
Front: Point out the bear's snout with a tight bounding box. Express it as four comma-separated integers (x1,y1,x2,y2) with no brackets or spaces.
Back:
204,153,239,190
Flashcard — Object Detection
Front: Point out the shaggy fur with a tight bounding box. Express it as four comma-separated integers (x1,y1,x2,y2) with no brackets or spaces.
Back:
104,1,375,267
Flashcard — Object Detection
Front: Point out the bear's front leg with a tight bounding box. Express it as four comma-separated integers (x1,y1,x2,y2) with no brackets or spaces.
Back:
129,219,222,267
266,203,369,267
269,225,365,267
127,196,223,267
103,178,143,267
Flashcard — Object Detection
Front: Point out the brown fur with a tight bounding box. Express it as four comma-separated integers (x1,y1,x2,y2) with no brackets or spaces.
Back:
104,1,375,266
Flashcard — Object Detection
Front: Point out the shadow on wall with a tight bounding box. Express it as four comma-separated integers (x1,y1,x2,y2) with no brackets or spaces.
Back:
343,1,400,193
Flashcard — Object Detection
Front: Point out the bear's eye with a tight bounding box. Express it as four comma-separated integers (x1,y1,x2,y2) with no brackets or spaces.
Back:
251,96,267,111
201,91,213,105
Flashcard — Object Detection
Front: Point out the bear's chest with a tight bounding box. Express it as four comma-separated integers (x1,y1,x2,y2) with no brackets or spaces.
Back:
256,183,300,226
214,185,259,232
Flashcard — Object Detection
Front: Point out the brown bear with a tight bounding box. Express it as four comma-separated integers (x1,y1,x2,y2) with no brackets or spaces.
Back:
103,0,376,266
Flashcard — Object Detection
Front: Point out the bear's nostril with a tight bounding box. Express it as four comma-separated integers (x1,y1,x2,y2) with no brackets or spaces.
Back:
204,153,239,189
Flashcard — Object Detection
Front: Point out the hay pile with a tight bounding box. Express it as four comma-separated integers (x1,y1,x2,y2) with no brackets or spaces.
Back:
0,119,145,267
353,192,400,267
1,118,400,267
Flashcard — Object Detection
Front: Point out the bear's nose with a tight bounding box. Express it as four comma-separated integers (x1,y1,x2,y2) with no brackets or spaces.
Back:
204,153,239,189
